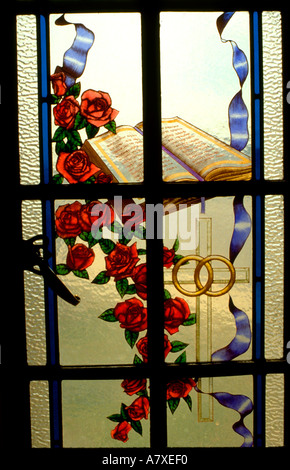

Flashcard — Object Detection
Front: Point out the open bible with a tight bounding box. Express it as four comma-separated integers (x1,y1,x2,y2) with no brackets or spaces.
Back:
82,116,252,183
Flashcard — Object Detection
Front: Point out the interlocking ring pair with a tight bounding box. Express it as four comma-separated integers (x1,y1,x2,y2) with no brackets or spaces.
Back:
172,254,236,297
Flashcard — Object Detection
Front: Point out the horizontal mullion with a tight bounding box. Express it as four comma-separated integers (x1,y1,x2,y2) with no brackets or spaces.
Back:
24,359,288,381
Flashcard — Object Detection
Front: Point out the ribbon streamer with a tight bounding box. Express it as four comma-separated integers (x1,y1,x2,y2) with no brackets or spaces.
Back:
55,14,95,88
230,196,252,264
194,384,254,447
217,12,249,151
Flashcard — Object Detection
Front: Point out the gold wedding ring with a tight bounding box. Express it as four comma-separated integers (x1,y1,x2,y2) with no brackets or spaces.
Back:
172,254,236,297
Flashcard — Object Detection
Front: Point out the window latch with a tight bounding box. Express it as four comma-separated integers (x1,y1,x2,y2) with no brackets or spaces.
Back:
21,235,80,306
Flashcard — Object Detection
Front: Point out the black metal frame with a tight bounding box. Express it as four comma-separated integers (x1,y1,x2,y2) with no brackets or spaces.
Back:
1,0,289,458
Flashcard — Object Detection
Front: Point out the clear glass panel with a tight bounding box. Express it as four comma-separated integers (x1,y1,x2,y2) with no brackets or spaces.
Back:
62,380,150,447
262,12,283,180
167,375,253,447
264,195,284,359
22,201,47,365
163,196,252,363
30,381,51,448
17,15,40,184
160,12,251,182
266,374,284,447
55,198,147,365
49,13,143,184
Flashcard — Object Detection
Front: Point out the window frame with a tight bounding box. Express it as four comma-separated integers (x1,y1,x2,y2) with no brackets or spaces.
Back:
2,0,289,453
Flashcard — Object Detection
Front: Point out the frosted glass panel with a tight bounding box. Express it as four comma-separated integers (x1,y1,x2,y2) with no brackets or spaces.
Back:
62,380,150,447
17,15,40,184
160,12,251,182
266,374,284,447
30,381,51,448
265,195,284,359
22,201,47,365
167,375,253,447
49,13,143,184
163,196,252,363
262,12,283,180
55,198,147,365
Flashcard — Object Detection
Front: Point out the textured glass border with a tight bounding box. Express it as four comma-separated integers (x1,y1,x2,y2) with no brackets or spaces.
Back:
262,11,283,180
30,381,51,448
266,374,284,447
16,15,40,184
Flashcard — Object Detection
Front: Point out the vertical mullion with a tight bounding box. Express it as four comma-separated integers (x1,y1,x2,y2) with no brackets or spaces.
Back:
141,7,167,448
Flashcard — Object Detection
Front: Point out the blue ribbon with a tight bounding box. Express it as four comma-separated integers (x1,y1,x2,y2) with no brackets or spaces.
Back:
55,15,95,88
194,384,253,447
217,12,249,151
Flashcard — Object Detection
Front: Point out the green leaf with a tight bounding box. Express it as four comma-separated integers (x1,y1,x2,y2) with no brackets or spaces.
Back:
173,254,185,265
183,395,192,411
98,308,118,322
99,238,116,254
67,130,82,149
170,341,189,353
92,271,110,285
125,329,139,349
86,123,99,139
107,414,123,423
168,398,180,414
73,112,88,130
55,264,71,275
119,235,131,245
120,403,129,421
164,289,171,300
63,237,76,247
116,278,129,298
133,225,146,240
110,221,123,237
174,351,187,364
131,420,142,436
126,284,137,295
52,173,64,184
137,248,147,255
51,94,61,104
133,354,143,365
104,120,117,134
172,238,179,252
66,82,81,99
183,313,196,326
87,232,99,248
72,269,89,279
55,140,68,155
52,127,67,142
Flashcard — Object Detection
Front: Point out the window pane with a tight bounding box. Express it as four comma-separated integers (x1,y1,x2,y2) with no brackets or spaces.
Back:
264,195,284,359
167,375,253,447
17,15,40,184
160,12,251,182
49,13,143,184
262,12,283,180
62,380,150,447
30,381,51,448
22,200,47,365
266,374,284,447
55,198,147,365
163,196,252,363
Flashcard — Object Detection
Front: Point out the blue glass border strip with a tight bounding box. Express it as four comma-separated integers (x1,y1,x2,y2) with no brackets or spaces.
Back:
40,15,48,98
253,12,260,96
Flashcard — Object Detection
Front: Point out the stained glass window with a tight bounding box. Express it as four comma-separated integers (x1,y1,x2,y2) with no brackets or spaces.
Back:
3,1,289,455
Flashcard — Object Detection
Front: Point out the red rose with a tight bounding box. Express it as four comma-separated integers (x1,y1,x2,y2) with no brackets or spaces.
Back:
121,379,147,396
66,243,95,271
80,90,119,128
105,242,139,281
50,72,67,96
136,334,172,363
166,378,196,400
163,247,175,268
94,172,113,184
111,421,131,443
53,95,79,129
164,297,190,335
79,201,114,233
132,263,147,300
55,201,82,238
114,298,147,332
56,150,100,184
125,396,150,421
